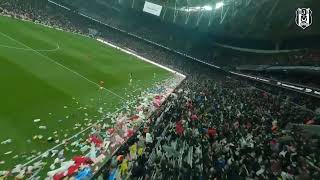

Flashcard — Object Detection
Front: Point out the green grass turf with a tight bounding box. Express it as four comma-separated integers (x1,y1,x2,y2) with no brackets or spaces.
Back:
0,16,172,169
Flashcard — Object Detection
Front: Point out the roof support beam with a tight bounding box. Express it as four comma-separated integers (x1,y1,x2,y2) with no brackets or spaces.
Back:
208,11,213,26
162,6,168,20
220,6,230,24
220,0,224,22
196,11,204,26
173,0,179,23
184,0,191,24
225,1,238,24
267,0,280,18
208,7,216,26
185,11,191,24
231,0,236,16
246,0,252,6
249,8,260,25
232,9,239,18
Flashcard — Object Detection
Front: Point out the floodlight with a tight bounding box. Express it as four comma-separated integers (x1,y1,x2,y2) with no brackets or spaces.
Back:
203,5,212,11
215,2,224,9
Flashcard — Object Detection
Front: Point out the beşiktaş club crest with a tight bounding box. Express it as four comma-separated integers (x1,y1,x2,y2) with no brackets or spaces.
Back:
295,8,312,29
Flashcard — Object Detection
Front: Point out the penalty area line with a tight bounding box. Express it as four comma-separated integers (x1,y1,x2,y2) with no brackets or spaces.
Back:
0,43,60,52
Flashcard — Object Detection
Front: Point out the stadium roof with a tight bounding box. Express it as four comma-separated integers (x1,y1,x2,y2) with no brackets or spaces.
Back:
57,0,319,42
139,0,319,39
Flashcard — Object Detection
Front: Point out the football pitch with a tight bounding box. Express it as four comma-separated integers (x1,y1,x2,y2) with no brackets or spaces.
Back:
0,16,172,168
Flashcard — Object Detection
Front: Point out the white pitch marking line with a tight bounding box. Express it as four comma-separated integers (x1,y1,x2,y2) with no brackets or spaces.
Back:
0,43,60,52
0,30,126,101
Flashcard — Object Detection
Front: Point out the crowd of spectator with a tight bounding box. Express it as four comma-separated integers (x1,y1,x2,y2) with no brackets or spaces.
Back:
1,1,320,179
249,81,320,112
99,75,319,180
0,0,83,34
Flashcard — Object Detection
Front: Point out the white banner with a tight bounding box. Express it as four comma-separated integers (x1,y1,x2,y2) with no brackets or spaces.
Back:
143,1,162,16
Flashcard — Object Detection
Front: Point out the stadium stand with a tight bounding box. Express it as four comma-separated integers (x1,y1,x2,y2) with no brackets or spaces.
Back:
0,1,319,179
94,75,320,179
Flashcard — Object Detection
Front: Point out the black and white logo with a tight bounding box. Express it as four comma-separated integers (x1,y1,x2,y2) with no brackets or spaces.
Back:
296,8,312,29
